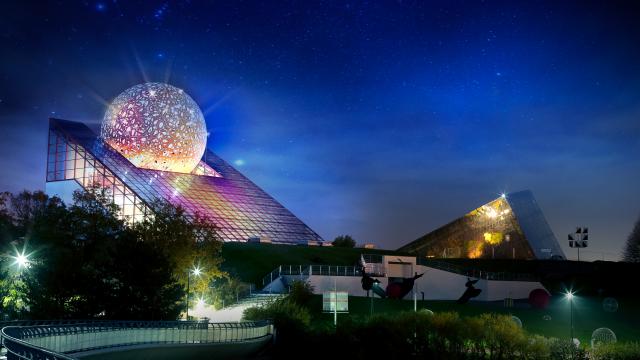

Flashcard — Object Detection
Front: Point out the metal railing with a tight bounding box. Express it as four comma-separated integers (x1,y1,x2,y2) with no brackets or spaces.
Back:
261,264,366,286
419,259,539,282
1,320,273,360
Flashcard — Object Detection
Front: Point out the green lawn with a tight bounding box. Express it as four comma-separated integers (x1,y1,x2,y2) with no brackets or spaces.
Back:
309,295,640,344
221,242,402,285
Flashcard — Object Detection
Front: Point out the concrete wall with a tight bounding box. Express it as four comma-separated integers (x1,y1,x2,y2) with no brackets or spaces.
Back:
270,265,547,302
306,275,387,297
412,265,545,301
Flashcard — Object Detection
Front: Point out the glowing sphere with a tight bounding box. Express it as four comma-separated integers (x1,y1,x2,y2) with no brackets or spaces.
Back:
102,83,207,173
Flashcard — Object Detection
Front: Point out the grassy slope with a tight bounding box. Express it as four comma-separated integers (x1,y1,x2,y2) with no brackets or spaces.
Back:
221,242,402,285
309,295,640,343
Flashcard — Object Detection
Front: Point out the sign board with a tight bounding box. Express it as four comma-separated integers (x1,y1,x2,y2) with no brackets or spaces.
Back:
323,291,349,313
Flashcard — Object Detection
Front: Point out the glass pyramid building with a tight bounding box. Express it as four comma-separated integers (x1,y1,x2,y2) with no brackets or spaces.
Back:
46,118,323,245
397,191,565,259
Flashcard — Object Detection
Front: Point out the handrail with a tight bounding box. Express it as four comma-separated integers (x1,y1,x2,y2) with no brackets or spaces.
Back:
261,260,538,288
261,264,365,286
419,259,539,282
1,320,273,360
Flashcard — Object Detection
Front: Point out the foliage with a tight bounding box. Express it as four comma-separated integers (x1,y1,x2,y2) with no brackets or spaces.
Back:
211,275,251,309
332,234,356,248
623,215,640,262
288,280,314,307
242,298,311,356
548,339,588,360
591,342,640,360
247,307,608,360
0,188,224,320
134,199,224,295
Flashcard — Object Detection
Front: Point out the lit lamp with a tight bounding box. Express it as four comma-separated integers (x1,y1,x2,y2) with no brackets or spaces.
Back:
11,249,31,270
186,266,203,320
566,291,575,343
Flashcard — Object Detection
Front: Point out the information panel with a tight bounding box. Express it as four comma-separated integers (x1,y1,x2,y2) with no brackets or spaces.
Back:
322,291,349,313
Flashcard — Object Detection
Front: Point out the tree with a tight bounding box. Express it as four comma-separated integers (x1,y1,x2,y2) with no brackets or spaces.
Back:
332,234,356,248
6,188,212,320
0,187,226,320
623,215,640,262
211,275,250,309
134,199,224,297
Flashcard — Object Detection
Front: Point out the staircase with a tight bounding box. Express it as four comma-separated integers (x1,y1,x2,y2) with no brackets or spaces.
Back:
204,292,284,322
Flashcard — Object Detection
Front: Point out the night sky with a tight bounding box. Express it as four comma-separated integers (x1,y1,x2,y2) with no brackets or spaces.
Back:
1,1,639,259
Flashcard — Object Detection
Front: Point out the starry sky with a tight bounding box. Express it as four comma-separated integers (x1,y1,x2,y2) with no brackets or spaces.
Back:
1,1,639,260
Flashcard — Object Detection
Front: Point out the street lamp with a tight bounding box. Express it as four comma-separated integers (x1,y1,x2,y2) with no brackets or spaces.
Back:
11,249,31,270
566,291,575,343
186,266,203,320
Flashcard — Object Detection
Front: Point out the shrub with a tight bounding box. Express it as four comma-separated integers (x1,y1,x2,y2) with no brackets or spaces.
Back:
549,339,588,360
288,280,314,307
429,311,464,355
476,313,527,358
591,342,640,360
332,235,356,247
242,298,311,357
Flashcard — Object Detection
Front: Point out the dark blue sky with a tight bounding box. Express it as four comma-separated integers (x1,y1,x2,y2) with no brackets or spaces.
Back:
1,1,639,259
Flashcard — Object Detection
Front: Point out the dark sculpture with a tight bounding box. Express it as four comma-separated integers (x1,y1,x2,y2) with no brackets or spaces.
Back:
361,268,386,298
386,272,424,299
457,278,482,304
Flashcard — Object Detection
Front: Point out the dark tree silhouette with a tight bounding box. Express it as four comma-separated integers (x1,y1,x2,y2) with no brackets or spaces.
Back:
1,188,224,320
332,234,356,248
623,216,640,262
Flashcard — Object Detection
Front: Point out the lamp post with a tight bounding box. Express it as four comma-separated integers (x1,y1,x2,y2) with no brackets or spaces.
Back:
186,266,202,320
566,291,574,342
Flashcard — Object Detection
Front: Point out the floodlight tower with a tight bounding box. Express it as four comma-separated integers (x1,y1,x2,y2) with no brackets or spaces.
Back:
568,227,588,261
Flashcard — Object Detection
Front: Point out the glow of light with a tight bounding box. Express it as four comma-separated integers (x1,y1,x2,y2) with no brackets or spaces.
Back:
192,266,202,276
500,193,506,198
486,208,498,219
234,159,245,166
197,297,205,307
12,250,31,269
566,291,574,301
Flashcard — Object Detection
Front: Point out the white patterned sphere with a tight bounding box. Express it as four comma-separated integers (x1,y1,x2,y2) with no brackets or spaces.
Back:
102,83,207,173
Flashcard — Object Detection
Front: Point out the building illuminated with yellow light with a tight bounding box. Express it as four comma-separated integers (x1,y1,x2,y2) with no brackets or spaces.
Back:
397,191,565,260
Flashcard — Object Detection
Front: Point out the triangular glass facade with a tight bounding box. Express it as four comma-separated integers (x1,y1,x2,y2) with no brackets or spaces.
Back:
398,191,565,259
46,118,323,245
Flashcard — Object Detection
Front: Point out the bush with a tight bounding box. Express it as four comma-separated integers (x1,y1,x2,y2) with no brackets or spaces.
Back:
246,307,640,360
288,280,314,307
243,298,311,357
332,235,356,248
548,339,588,360
591,342,640,360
